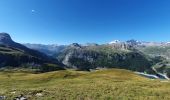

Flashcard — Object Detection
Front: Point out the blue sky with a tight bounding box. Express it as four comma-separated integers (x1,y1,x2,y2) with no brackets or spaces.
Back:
0,0,170,44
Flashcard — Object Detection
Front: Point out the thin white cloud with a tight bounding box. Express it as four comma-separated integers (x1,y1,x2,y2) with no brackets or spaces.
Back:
31,10,35,13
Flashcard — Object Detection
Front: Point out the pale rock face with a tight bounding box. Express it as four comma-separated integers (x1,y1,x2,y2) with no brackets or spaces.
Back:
108,39,140,50
62,52,72,67
109,43,131,50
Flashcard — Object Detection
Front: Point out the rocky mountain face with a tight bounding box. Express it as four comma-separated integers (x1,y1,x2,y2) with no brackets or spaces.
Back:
56,43,155,72
109,39,170,77
0,33,64,71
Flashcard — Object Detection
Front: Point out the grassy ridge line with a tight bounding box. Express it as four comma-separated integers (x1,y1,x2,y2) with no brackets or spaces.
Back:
0,69,170,100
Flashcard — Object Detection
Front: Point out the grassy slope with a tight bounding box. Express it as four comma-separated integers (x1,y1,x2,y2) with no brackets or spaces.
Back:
0,69,170,100
138,46,170,58
0,46,24,55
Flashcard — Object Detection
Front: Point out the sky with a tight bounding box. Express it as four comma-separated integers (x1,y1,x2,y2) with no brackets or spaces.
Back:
0,0,170,44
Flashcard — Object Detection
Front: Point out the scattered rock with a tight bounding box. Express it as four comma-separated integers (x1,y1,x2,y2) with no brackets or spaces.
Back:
36,93,43,97
13,94,27,100
29,90,43,95
0,96,6,100
11,91,16,94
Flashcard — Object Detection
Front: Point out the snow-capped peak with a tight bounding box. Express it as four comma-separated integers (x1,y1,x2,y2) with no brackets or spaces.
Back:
109,40,121,44
166,42,170,44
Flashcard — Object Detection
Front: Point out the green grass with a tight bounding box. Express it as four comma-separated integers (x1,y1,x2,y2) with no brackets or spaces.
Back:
0,69,170,100
0,46,23,54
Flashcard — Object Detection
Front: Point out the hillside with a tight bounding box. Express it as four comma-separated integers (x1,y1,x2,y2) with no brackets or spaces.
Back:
56,43,154,73
137,46,170,59
137,46,170,78
0,33,64,72
0,69,170,100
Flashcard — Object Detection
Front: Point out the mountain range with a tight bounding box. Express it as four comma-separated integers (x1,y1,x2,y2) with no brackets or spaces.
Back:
24,39,170,56
0,33,170,78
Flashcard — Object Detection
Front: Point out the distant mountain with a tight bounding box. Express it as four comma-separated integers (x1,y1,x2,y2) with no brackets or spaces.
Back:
0,33,64,71
12,36,170,77
56,43,155,72
24,39,168,74
109,39,170,47
23,43,66,56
